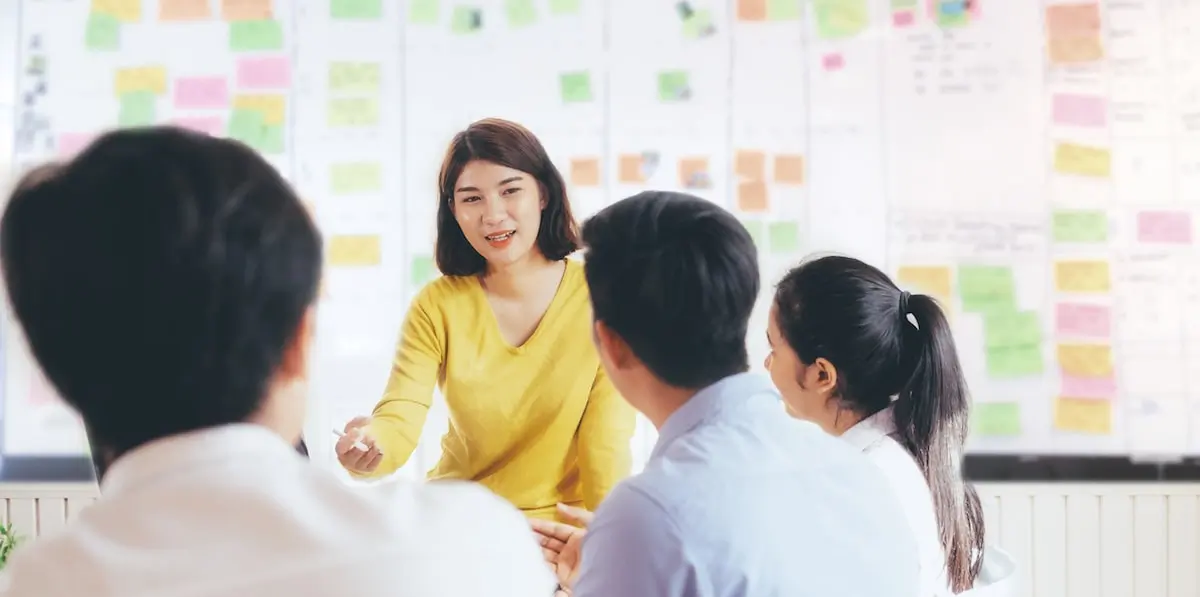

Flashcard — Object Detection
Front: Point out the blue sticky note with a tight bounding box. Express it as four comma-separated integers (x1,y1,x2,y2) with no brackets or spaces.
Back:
939,0,966,15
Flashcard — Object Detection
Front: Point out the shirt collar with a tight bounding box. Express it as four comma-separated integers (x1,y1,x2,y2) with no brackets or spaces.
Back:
839,405,898,452
650,372,779,461
100,423,300,496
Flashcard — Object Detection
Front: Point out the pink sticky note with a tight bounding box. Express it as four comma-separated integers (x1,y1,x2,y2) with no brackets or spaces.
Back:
1137,210,1192,245
57,132,96,157
174,76,229,109
236,57,291,89
172,116,224,136
893,10,915,27
1056,303,1110,338
822,54,844,71
1060,374,1117,399
1052,93,1107,128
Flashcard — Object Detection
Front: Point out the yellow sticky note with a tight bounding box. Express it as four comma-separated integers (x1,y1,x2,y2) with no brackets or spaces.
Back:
1054,260,1110,293
328,235,381,266
114,66,167,95
897,265,952,300
329,62,381,94
232,94,286,125
1053,142,1111,178
93,0,143,21
1057,343,1113,378
330,162,382,195
328,97,380,127
1053,397,1112,434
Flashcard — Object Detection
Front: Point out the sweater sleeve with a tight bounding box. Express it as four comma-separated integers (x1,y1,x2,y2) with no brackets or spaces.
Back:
576,363,636,510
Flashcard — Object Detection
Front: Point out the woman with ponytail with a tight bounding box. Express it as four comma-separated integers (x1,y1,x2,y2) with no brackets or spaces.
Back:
766,254,1013,596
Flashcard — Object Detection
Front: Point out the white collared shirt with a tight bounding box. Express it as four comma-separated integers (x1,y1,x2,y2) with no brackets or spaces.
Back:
0,424,555,597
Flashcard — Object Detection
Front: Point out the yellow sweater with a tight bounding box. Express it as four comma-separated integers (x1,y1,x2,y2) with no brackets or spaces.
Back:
361,259,636,519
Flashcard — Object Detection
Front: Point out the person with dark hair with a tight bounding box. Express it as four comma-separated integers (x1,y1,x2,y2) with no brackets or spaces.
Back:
767,254,1014,595
533,191,920,597
336,118,635,520
0,127,553,597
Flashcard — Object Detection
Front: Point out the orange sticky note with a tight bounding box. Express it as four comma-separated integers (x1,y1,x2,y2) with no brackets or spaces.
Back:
897,265,953,299
570,158,601,187
1048,36,1104,64
774,154,805,184
735,150,766,180
1054,260,1110,293
1057,343,1113,378
737,181,769,212
159,0,212,20
328,235,382,267
1054,397,1111,434
618,154,645,184
1045,4,1101,35
678,157,712,189
222,0,272,20
737,0,767,21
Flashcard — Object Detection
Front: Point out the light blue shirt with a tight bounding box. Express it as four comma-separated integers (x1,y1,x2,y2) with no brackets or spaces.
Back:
573,373,921,597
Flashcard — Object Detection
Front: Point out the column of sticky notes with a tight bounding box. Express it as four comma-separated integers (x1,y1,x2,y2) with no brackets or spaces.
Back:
324,57,383,270
733,149,804,257
225,2,288,154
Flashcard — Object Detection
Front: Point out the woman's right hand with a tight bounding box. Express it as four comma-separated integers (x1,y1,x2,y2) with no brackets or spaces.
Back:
335,416,384,474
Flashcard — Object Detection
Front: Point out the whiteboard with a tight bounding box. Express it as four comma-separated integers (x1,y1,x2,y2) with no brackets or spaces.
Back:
3,0,1200,470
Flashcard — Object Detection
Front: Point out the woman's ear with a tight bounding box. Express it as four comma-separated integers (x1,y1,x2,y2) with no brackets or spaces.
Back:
812,357,838,395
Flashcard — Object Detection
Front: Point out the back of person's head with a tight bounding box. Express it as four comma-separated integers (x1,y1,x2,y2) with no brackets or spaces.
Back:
0,126,322,458
581,191,758,390
771,254,983,591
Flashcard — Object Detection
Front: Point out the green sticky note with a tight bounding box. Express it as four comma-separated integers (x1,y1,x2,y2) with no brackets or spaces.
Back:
85,13,120,50
973,402,1022,437
227,108,266,145
331,162,383,195
1053,210,1107,243
682,9,714,39
957,265,1015,313
741,219,765,249
230,20,284,51
409,0,440,24
768,221,800,254
891,0,918,8
258,125,285,154
984,310,1042,349
936,0,969,27
559,71,592,103
505,0,537,27
451,6,483,33
767,0,802,21
549,0,582,15
332,0,382,19
327,97,380,127
657,70,690,102
813,0,869,40
986,344,1044,377
329,62,381,93
411,255,437,286
118,91,156,127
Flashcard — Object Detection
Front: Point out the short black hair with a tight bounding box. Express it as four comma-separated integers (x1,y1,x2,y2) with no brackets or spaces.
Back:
435,118,580,276
581,191,759,389
0,126,322,456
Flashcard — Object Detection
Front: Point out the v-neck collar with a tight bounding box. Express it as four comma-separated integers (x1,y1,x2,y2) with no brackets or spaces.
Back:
473,259,576,354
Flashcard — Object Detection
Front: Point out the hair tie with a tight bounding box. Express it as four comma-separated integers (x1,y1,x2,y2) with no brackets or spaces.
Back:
898,291,911,317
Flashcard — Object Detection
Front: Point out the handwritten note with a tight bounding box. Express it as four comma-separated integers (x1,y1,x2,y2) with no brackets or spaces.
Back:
560,72,593,104
171,116,223,136
229,20,284,51
173,77,228,109
329,62,381,94
549,0,581,15
1055,303,1110,338
1053,397,1111,434
973,402,1021,437
957,265,1015,313
115,66,167,95
741,219,765,249
735,150,765,180
331,0,382,19
1057,343,1113,378
1060,374,1117,399
678,158,712,190
232,94,286,124
897,265,952,299
118,92,156,127
569,158,601,187
160,0,212,20
505,0,537,27
984,311,1044,378
813,0,869,39
328,235,382,267
409,0,440,23
768,221,800,254
737,181,769,212
328,97,380,127
86,13,121,50
222,0,271,20
1052,93,1107,128
451,6,483,33
411,255,437,286
1137,211,1193,245
658,71,691,102
92,0,142,22
738,0,767,20
330,162,382,195
1052,209,1107,243
1054,260,1110,293
237,57,290,88
774,155,805,184
1053,142,1111,178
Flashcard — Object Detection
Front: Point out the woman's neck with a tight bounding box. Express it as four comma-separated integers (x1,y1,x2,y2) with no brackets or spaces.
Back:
482,252,559,299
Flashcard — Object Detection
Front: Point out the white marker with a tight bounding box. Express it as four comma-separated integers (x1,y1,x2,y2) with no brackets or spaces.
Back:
331,428,369,452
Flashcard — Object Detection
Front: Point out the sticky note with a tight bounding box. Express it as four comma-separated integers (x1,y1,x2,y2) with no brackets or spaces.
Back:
1060,374,1117,399
1052,210,1107,243
892,0,918,8
617,154,646,184
682,10,715,39
1137,211,1192,245
984,311,1042,349
657,70,691,102
332,0,382,19
57,133,96,157
411,255,437,286
505,0,537,27
768,221,800,254
737,181,769,212
451,6,483,33
897,265,952,299
114,66,167,95
735,150,765,180
957,265,1015,312
328,235,382,267
159,0,212,20
328,97,380,127
1055,303,1110,338
222,0,271,20
678,157,712,190
172,116,224,136
813,0,869,40
973,402,1021,437
257,125,285,154
92,0,141,22
1053,142,1110,178
237,57,291,88
409,0,440,24
329,62,381,94
1057,343,1113,378
1045,4,1101,35
892,10,915,27
936,0,969,27
173,77,228,109
738,0,767,21
1048,35,1104,64
229,20,284,51
1052,93,1107,128
330,162,383,195
1053,397,1111,435
233,94,286,124
768,0,802,20
227,108,267,144
560,72,593,103
85,13,121,50
822,53,845,71
1054,260,1110,293
741,219,765,249
118,92,156,127
774,154,804,184
549,0,581,15
986,345,1044,377
569,158,601,187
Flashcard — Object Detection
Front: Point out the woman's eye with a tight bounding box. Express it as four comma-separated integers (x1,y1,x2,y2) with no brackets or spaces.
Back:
502,187,521,196
461,195,480,203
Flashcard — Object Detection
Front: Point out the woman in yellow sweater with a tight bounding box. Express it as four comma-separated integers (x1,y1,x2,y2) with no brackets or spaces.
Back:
335,118,636,519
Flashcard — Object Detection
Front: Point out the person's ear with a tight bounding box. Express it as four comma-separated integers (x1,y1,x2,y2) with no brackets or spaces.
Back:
593,320,634,371
278,306,316,383
811,357,838,396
